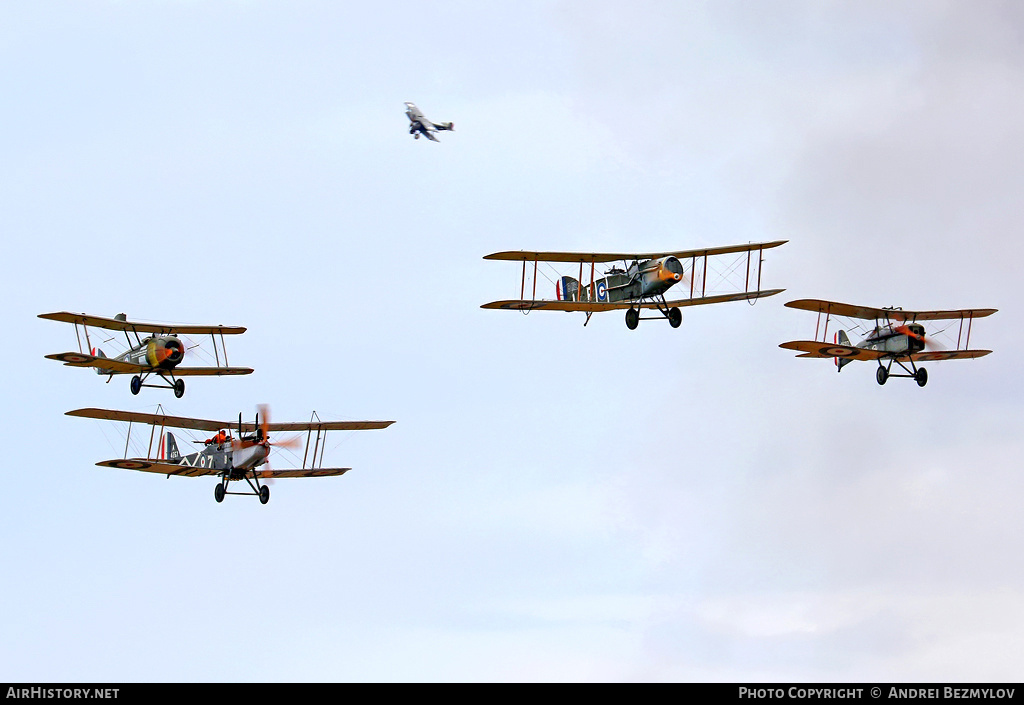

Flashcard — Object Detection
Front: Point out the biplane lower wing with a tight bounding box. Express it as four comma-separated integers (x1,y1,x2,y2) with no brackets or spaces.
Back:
96,459,352,479
784,299,998,322
780,340,992,362
908,350,992,361
96,458,218,477
253,468,351,478
779,340,887,360
46,352,252,376
482,288,785,311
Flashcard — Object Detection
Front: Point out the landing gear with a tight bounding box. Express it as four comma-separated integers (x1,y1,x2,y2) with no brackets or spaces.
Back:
259,485,270,505
625,308,639,330
173,379,185,398
130,375,142,395
668,307,682,328
877,359,928,388
214,483,225,503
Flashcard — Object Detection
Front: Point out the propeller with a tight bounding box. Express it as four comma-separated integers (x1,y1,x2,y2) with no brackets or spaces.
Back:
255,404,302,450
895,325,944,351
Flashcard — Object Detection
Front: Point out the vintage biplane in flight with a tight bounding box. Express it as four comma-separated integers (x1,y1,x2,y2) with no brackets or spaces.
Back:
66,405,395,504
779,299,996,387
40,311,252,398
405,101,454,141
481,240,787,329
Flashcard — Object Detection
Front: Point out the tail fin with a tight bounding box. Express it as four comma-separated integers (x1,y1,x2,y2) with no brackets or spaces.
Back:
90,347,108,375
836,331,852,372
557,276,581,302
165,432,181,461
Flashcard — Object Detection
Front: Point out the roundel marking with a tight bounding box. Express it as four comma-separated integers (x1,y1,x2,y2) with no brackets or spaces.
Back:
62,354,90,363
820,346,858,358
113,460,150,470
596,281,608,302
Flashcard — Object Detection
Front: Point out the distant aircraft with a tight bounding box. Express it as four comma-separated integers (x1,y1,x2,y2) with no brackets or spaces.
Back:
405,101,453,141
779,299,997,387
481,241,787,328
39,311,252,398
67,405,395,504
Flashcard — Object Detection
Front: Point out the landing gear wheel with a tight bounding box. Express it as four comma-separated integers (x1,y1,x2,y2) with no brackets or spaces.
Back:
173,379,185,398
915,367,928,387
876,366,888,386
214,483,225,503
668,307,682,328
259,485,270,505
625,308,639,330
130,375,142,395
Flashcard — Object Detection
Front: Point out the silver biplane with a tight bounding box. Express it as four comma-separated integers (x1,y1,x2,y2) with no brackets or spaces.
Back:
481,240,787,329
66,405,395,504
40,311,252,398
779,299,997,387
405,101,454,141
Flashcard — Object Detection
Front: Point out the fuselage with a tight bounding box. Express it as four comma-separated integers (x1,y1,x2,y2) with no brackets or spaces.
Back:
93,334,185,374
171,436,270,477
603,256,684,302
858,323,926,356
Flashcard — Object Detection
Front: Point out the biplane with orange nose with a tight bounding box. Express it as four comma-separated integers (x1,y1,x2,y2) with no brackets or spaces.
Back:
39,311,252,398
66,405,395,504
779,299,997,387
481,240,787,329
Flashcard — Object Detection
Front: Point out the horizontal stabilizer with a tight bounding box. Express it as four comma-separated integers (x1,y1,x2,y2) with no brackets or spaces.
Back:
779,340,885,361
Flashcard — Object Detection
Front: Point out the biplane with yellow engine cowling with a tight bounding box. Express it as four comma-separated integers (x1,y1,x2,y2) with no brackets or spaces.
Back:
40,311,252,398
481,240,787,329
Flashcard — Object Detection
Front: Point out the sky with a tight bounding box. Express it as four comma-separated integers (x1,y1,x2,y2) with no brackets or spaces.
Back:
1,0,1022,683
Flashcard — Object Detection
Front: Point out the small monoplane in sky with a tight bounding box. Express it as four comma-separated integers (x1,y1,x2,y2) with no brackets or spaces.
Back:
481,240,787,328
40,311,252,398
405,101,453,141
779,299,997,387
66,405,395,504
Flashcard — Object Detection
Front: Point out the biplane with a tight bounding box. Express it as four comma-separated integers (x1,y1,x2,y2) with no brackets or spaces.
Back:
405,101,454,141
779,299,997,387
40,311,253,398
66,406,395,504
481,240,787,328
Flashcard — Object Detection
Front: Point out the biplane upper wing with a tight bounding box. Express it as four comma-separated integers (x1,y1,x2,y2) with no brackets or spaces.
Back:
483,240,788,263
482,289,786,311
67,408,395,433
45,352,252,376
67,408,233,432
96,458,219,477
39,311,246,335
261,420,395,432
784,300,998,322
779,340,887,360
